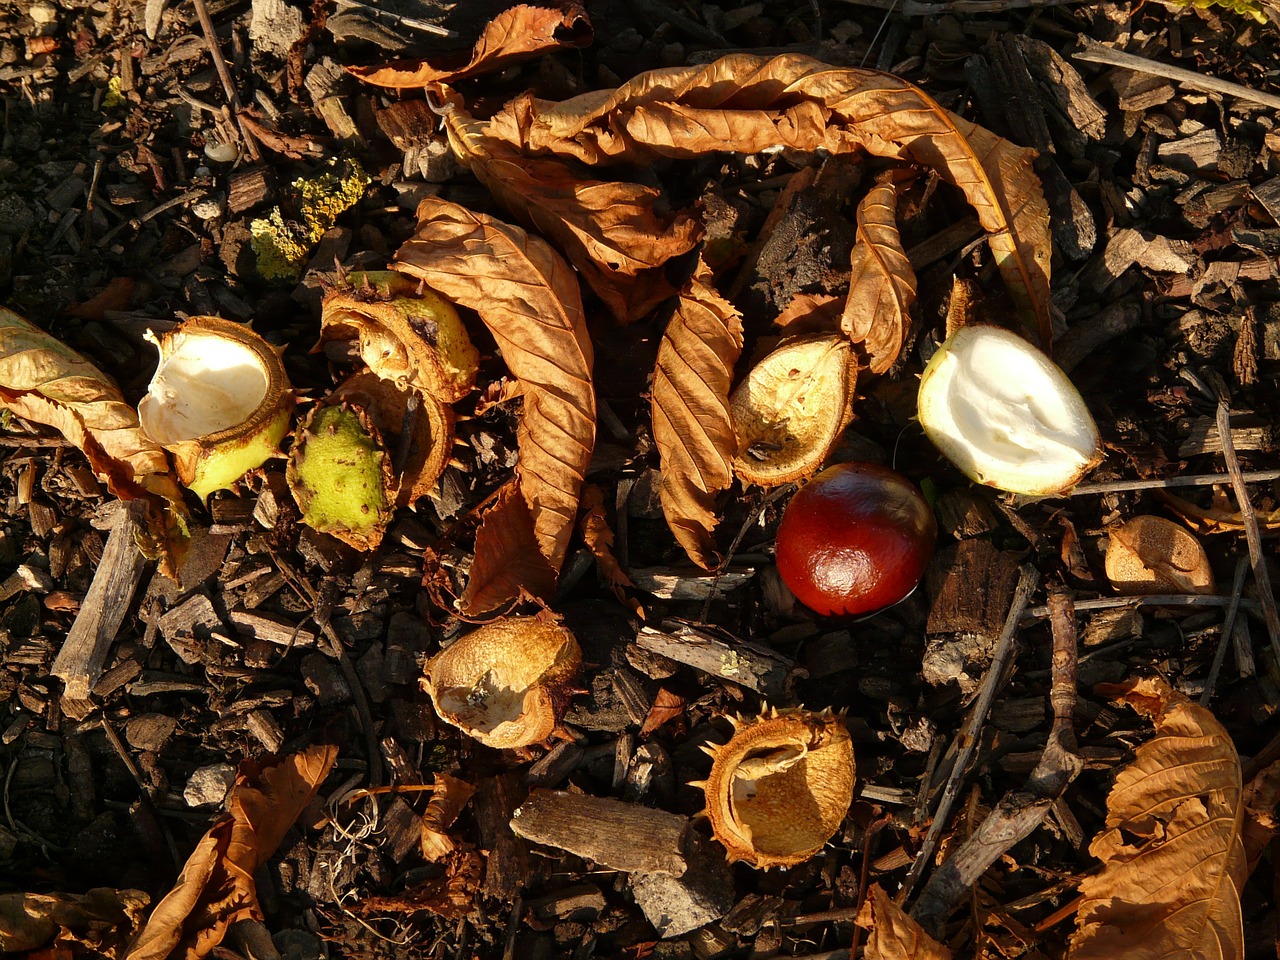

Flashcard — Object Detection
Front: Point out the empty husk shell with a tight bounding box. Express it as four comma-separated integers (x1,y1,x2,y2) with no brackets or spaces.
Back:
138,316,293,500
696,706,853,869
422,616,581,750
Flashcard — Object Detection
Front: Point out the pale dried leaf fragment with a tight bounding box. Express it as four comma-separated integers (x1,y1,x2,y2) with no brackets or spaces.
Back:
420,773,478,862
484,54,1052,343
0,888,150,957
1104,515,1216,596
460,480,558,615
580,483,636,600
348,3,592,88
843,177,917,373
1068,677,1258,960
394,197,596,581
127,744,337,960
856,885,952,960
651,269,744,569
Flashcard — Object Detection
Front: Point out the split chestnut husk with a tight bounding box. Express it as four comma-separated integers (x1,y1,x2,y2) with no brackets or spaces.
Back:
695,706,853,869
137,316,293,501
422,616,581,750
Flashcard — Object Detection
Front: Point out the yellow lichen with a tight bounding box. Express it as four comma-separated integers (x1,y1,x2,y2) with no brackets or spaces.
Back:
250,158,370,281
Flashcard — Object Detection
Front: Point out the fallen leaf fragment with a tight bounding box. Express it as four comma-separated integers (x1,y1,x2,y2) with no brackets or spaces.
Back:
394,196,596,579
580,483,637,607
1160,489,1280,535
348,3,592,88
1068,676,1272,960
126,743,337,960
843,177,917,373
356,850,483,920
856,885,952,960
639,687,686,738
484,53,1052,343
651,269,744,568
0,888,150,957
67,276,138,323
460,479,558,615
1104,515,1216,596
420,773,478,862
773,292,843,334
729,333,854,487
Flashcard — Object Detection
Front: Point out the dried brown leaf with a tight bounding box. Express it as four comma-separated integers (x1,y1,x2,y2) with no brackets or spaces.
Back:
580,483,636,601
348,3,592,88
1,888,150,957
356,850,482,920
394,196,596,580
773,292,843,334
459,479,558,615
1068,677,1265,960
485,53,1051,344
843,177,917,373
856,884,952,960
441,110,699,323
420,773,478,862
1160,489,1280,535
126,744,337,960
638,687,685,738
651,268,744,570
1103,515,1216,596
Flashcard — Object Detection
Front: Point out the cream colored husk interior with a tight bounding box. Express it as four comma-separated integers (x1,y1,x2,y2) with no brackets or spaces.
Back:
139,331,269,443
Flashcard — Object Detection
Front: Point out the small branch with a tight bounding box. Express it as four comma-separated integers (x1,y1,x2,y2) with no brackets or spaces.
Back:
1067,468,1280,496
897,565,1038,905
1074,36,1280,111
1023,593,1261,621
191,0,263,162
1201,556,1250,706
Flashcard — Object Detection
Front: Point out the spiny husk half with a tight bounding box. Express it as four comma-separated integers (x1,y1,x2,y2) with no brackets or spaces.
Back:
917,324,1101,496
320,270,479,403
697,706,854,869
729,334,855,487
332,371,454,508
423,616,581,750
286,402,395,551
138,316,293,501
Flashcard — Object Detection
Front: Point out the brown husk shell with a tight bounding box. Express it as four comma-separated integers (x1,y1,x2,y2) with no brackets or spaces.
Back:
422,616,581,750
729,334,855,487
1104,515,1216,596
700,707,854,869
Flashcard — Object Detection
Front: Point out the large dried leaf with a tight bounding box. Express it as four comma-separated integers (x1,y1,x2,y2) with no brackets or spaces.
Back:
459,479,558,615
127,744,337,960
857,885,952,960
348,3,592,88
843,177,917,373
1068,677,1273,960
650,268,744,569
440,109,699,323
1,888,150,957
485,54,1051,343
394,197,596,579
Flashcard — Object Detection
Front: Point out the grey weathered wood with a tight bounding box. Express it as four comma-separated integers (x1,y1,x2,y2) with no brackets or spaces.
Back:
510,789,689,876
51,503,149,701
635,624,792,698
477,773,531,900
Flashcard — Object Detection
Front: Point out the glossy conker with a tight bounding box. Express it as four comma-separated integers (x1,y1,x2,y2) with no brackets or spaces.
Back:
775,462,937,617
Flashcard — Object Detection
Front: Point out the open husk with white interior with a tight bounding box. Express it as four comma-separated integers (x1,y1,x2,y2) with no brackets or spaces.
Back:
137,316,293,500
695,706,854,869
422,616,581,750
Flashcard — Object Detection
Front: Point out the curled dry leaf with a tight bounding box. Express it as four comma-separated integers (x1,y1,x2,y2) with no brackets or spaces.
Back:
856,885,952,960
420,772,478,862
697,706,854,869
126,743,337,960
580,482,636,604
1068,676,1279,960
729,333,854,487
356,850,482,920
483,53,1052,344
651,269,744,569
639,687,686,738
843,177,917,373
422,615,581,749
1159,489,1280,536
0,887,150,957
460,479,558,615
347,3,592,88
0,306,188,575
1103,515,1216,596
439,103,700,324
394,196,596,580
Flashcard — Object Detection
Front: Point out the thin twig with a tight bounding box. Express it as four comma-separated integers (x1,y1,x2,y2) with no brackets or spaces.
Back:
96,189,204,248
1201,556,1250,706
1066,468,1280,496
1023,593,1261,621
191,0,262,162
897,565,1037,904
1074,36,1280,111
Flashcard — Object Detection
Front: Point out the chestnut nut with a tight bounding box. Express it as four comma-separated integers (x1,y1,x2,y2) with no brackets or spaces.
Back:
775,461,937,617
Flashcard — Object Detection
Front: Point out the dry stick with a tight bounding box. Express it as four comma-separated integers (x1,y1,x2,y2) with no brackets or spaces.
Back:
910,586,1082,936
1208,372,1280,664
1067,468,1280,496
191,0,263,163
1073,37,1280,111
1023,593,1261,621
896,565,1038,905
1201,557,1250,707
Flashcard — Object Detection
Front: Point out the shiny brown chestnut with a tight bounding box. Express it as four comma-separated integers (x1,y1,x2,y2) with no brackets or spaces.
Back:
775,462,936,617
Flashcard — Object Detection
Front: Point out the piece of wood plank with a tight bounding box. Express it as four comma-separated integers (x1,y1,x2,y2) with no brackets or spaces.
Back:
510,789,689,876
51,503,149,702
635,623,792,698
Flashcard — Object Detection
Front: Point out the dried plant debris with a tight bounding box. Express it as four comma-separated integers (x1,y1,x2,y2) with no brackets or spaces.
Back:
422,615,582,749
696,706,854,869
1104,515,1216,596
